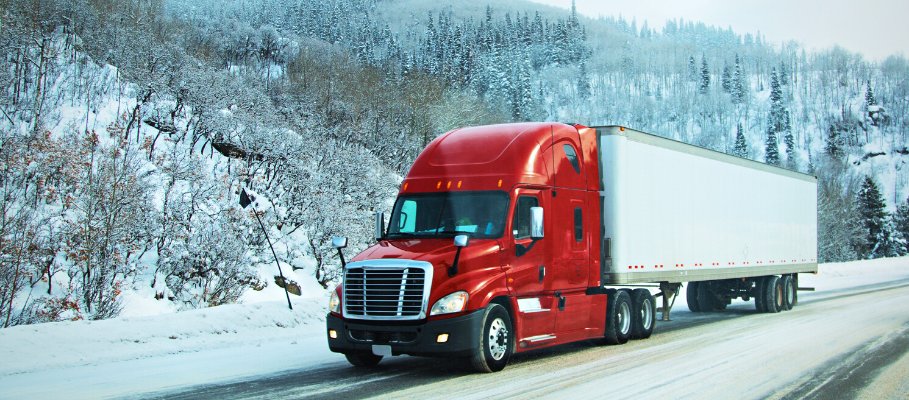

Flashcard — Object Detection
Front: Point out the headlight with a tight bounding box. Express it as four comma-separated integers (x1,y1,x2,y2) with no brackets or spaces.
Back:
430,291,468,316
329,288,341,314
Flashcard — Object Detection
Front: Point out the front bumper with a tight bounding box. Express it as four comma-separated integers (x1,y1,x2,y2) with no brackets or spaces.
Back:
326,309,485,357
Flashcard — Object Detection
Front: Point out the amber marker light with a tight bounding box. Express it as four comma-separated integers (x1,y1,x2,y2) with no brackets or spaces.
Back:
447,181,452,189
457,180,462,189
436,181,442,189
402,182,409,191
497,179,503,188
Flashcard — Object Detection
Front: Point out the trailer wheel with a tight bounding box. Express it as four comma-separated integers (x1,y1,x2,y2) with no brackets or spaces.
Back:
762,276,782,313
631,289,655,339
468,303,513,373
344,352,383,368
781,275,795,311
754,277,766,313
686,282,702,312
604,289,632,345
790,274,799,309
697,281,721,311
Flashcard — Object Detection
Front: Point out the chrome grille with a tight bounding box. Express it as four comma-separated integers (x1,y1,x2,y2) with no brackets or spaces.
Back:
342,260,432,320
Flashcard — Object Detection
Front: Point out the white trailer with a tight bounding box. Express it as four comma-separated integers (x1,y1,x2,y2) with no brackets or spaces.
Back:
594,126,818,314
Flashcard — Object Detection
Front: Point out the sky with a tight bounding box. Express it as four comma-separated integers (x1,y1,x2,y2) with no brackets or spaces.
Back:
529,0,909,61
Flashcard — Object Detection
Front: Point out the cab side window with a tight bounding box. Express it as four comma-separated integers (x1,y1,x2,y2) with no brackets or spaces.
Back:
512,196,539,239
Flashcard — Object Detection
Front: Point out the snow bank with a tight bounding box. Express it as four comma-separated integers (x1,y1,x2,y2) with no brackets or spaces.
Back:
0,297,328,377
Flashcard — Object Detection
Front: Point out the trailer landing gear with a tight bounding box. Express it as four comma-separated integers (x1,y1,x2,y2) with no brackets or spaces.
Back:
656,282,681,321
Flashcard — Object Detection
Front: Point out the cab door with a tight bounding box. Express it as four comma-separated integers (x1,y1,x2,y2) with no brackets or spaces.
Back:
547,134,594,336
506,188,556,343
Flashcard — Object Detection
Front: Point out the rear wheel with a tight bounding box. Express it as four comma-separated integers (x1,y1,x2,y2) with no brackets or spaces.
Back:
631,289,656,339
697,281,717,311
686,282,702,312
344,352,383,368
468,304,513,373
781,275,795,311
754,277,766,312
604,289,632,344
762,276,782,313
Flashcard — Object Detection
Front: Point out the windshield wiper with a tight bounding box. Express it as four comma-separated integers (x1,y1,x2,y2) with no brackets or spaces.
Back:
385,232,418,238
434,230,474,237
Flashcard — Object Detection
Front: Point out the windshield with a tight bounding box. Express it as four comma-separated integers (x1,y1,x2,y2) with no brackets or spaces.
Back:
386,192,509,239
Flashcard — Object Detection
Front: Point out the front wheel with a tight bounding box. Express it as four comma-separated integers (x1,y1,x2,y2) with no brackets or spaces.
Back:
468,303,513,373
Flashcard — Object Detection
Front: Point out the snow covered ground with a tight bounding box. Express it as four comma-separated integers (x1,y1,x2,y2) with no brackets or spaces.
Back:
0,257,907,399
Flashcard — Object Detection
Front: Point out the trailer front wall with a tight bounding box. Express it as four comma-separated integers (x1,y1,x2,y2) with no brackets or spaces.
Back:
599,127,818,284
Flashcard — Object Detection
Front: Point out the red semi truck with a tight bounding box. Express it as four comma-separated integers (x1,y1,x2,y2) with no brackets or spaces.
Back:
326,122,818,372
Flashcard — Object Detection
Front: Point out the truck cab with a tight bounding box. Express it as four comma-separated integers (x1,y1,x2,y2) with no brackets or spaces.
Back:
326,122,621,372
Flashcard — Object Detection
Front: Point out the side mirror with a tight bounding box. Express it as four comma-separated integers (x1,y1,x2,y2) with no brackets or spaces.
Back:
374,211,385,241
331,236,348,249
454,234,470,248
530,206,544,240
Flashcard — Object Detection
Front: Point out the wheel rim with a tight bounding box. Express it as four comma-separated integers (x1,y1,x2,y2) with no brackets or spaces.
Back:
641,298,653,330
618,301,631,334
488,317,509,360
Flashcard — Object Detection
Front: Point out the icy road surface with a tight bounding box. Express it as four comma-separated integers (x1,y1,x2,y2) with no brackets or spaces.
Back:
158,261,909,400
2,258,909,399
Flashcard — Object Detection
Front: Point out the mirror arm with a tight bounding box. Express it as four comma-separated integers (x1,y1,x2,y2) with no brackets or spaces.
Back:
448,247,462,277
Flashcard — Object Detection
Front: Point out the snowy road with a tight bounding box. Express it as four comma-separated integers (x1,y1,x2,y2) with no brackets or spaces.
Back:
152,270,909,400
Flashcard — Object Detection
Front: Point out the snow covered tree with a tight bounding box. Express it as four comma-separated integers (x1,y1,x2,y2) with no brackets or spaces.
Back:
688,56,698,82
817,168,861,262
824,123,845,159
732,123,748,158
699,55,710,94
865,81,877,107
731,54,748,104
855,176,889,258
894,198,909,255
577,61,591,99
721,64,732,93
764,126,780,165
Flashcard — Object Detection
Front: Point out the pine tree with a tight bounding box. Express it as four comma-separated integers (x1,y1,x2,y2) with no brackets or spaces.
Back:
764,126,780,165
778,61,790,86
721,64,732,93
856,176,889,258
699,55,710,94
769,68,782,105
577,60,591,99
824,124,844,159
894,197,909,255
688,56,698,82
784,129,796,168
732,54,747,104
733,123,748,158
865,81,877,107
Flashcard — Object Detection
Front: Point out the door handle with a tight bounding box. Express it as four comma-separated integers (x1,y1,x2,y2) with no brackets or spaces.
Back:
538,265,545,283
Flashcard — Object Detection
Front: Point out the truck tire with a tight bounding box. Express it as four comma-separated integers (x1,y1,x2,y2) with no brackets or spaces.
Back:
686,282,702,312
762,275,782,313
631,289,655,339
345,352,383,367
754,277,766,313
781,275,795,311
468,303,513,373
790,274,799,309
697,281,718,311
604,289,632,345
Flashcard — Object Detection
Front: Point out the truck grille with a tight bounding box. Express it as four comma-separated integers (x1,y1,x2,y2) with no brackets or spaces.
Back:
343,261,432,320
